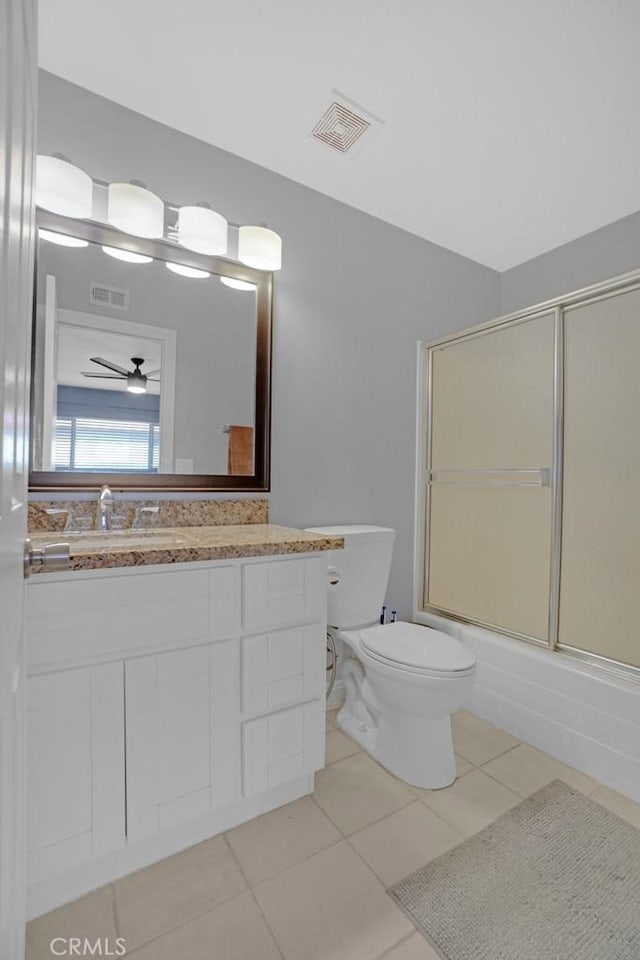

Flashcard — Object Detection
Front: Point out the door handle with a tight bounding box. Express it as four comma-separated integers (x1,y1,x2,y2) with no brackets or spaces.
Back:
24,538,70,577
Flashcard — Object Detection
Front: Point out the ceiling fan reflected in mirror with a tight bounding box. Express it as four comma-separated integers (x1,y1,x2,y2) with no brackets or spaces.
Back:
81,356,161,394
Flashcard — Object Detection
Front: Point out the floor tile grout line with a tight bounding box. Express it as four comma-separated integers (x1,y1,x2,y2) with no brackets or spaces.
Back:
251,835,346,889
342,821,463,891
375,930,424,960
310,788,416,839
392,798,466,849
108,883,121,940
115,888,252,958
247,887,287,960
453,738,522,767
477,763,600,801
225,818,344,889
415,770,518,836
238,834,414,958
113,838,251,957
222,835,286,960
472,764,530,799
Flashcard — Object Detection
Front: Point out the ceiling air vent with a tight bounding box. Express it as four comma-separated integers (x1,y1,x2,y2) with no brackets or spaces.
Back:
311,94,382,154
89,282,129,311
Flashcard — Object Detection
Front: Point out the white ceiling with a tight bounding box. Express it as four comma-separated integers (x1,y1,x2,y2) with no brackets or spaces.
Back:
38,0,640,270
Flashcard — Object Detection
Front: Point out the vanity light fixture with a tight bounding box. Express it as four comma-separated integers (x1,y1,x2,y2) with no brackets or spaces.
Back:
37,157,283,273
102,246,153,264
220,276,256,291
107,181,164,238
177,204,228,255
39,229,88,248
238,225,282,271
166,262,210,279
35,154,93,218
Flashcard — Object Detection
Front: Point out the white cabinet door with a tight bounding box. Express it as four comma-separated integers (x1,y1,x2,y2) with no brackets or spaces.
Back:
27,662,125,884
242,700,325,798
125,642,241,842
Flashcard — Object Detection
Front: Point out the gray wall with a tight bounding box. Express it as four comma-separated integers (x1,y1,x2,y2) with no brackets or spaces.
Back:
37,71,501,617
500,211,640,314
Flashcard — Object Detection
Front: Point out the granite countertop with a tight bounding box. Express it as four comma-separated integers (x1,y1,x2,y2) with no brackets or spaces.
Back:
28,523,344,572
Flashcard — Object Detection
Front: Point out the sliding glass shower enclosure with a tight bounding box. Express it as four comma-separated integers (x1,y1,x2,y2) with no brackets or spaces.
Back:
417,271,640,677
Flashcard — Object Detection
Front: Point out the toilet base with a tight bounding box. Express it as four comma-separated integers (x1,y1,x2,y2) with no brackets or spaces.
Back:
375,713,456,789
336,700,457,790
336,702,377,757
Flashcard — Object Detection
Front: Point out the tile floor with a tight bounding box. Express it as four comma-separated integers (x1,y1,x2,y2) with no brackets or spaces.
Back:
26,708,640,960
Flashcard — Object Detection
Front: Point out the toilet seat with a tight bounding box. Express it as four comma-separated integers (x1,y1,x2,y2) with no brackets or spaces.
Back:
359,621,476,679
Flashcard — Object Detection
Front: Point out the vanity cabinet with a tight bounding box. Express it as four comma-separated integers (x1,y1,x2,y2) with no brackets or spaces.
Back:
26,553,328,918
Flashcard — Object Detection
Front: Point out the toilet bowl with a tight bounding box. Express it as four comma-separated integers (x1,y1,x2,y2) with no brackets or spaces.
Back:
306,524,477,789
336,621,475,788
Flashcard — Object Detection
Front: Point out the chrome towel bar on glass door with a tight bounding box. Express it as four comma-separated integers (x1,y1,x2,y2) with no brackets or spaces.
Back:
428,467,551,487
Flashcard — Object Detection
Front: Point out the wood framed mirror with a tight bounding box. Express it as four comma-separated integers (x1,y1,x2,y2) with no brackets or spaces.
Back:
30,211,272,491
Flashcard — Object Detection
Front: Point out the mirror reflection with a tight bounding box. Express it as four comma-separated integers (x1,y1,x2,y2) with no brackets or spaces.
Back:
32,231,259,479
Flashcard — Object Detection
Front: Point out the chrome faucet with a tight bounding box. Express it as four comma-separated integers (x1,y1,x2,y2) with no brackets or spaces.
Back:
96,484,115,531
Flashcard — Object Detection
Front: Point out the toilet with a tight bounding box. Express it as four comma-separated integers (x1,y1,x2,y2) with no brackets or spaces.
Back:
306,524,476,789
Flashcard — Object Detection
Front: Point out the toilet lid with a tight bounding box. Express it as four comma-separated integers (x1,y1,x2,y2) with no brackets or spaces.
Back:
360,622,476,675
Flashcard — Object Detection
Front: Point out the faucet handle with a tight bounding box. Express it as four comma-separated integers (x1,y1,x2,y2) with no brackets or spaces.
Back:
132,505,160,529
45,507,69,529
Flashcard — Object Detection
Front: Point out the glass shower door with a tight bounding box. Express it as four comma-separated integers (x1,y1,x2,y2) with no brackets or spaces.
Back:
425,312,556,642
559,287,640,668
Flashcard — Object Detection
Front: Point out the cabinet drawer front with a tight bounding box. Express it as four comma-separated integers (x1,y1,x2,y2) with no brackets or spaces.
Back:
241,625,325,714
28,564,242,669
242,700,324,797
242,556,326,632
28,569,211,668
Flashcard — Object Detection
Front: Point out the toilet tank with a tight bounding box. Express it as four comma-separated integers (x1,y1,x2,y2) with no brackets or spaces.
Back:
305,525,395,629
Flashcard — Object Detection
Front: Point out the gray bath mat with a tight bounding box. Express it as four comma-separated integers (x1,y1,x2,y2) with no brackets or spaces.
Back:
389,779,640,959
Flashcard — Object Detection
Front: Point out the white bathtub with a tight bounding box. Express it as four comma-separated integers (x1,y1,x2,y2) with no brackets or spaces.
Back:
415,611,640,803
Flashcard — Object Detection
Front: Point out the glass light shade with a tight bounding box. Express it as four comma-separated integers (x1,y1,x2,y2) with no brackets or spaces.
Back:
102,246,153,264
107,182,164,238
36,155,93,218
238,225,282,270
220,276,256,291
39,229,88,248
126,384,147,394
178,205,228,255
166,262,210,279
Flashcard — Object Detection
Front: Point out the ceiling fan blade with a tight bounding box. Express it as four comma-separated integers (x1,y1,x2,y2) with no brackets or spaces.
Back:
90,356,130,376
147,378,161,383
81,372,126,379
145,369,161,378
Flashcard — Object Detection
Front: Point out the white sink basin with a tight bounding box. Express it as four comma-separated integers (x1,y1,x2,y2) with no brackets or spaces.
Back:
66,531,183,550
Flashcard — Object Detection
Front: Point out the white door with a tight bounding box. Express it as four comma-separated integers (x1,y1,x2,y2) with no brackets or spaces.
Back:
0,1,37,956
